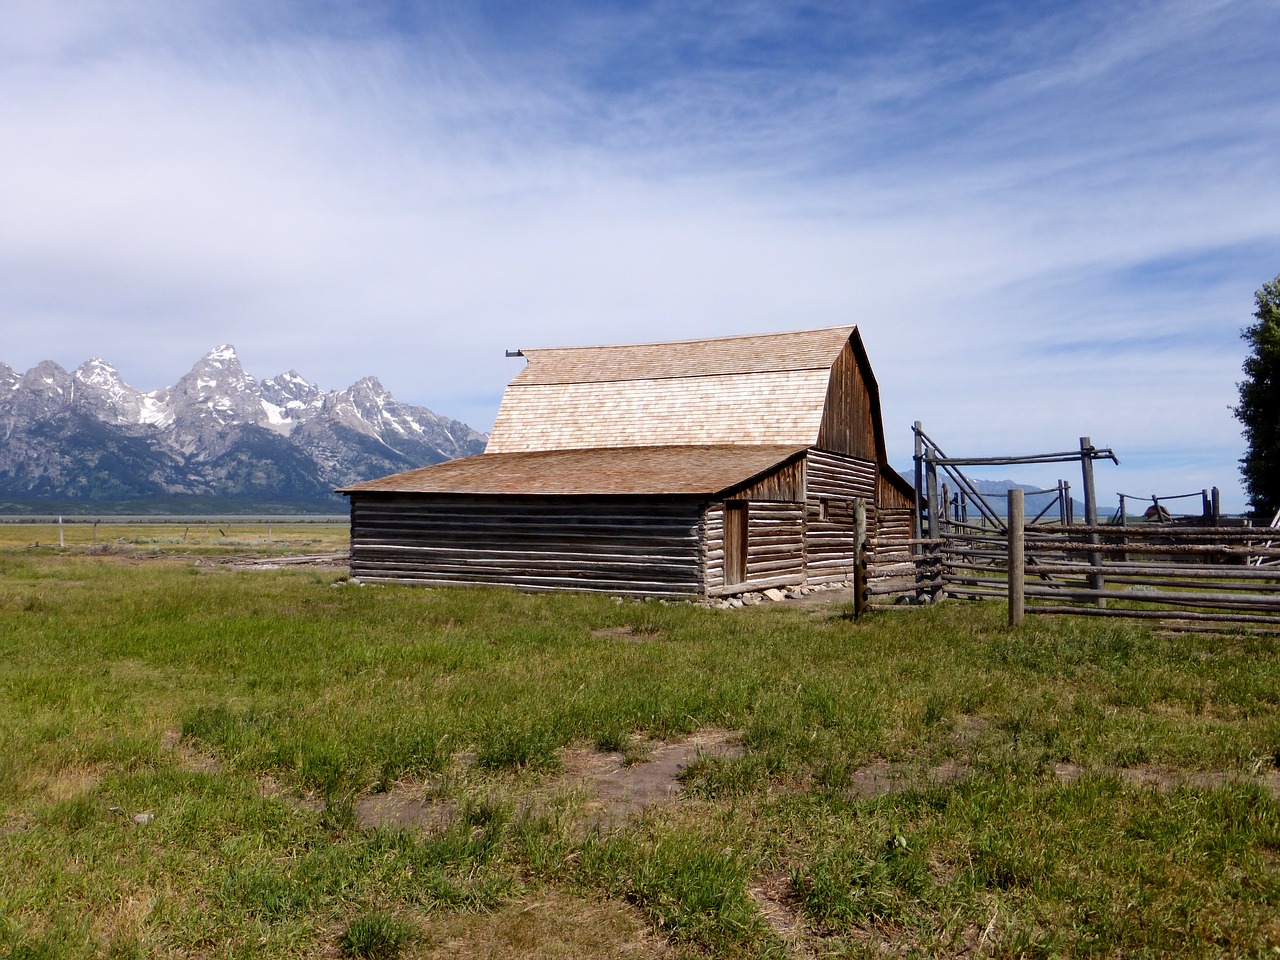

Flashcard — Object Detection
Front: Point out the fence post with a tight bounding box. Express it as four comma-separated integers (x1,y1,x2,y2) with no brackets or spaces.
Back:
1008,488,1025,626
854,497,868,617
926,459,940,540
1118,493,1128,562
1080,437,1105,607
913,422,924,544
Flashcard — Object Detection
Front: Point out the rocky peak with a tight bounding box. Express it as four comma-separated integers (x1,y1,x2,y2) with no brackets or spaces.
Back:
74,357,124,390
73,359,148,425
0,362,18,392
165,344,265,430
9,361,75,421
176,344,255,397
23,360,73,393
347,375,391,409
261,370,322,408
259,369,324,436
329,376,405,438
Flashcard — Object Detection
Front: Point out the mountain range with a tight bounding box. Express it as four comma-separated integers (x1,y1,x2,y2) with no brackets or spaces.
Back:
893,469,1092,519
0,345,487,513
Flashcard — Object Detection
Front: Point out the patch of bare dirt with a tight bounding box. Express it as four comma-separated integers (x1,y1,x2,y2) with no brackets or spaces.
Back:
161,729,220,773
558,728,744,829
847,760,974,799
253,773,324,813
408,890,670,959
1054,762,1280,797
748,869,815,958
948,714,992,746
783,586,855,611
355,789,456,832
227,553,349,571
840,758,1280,802
590,625,662,642
1,815,30,836
350,730,745,834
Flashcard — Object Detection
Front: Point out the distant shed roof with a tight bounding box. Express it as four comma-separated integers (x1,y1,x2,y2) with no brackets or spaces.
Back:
338,444,808,497
487,325,857,454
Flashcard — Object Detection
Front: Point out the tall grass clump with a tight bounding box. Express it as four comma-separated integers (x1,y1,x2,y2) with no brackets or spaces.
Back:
337,910,416,959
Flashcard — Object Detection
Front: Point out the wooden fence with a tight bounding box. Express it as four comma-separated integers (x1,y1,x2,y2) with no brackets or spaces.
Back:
909,489,1280,631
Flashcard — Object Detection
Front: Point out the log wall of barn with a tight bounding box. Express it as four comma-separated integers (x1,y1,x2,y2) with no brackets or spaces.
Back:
806,448,878,584
703,500,807,595
348,494,705,597
873,508,915,565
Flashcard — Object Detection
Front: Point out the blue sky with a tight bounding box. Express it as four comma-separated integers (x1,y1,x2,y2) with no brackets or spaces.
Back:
2,0,1278,511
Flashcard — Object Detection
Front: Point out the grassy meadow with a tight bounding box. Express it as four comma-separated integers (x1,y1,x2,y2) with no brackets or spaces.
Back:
1,530,1279,958
0,520,348,556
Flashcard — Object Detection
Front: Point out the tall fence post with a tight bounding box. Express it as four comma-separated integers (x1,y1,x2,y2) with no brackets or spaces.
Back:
1008,488,1025,626
926,459,940,540
1118,493,1128,562
913,422,924,545
1080,437,1105,607
854,497,868,617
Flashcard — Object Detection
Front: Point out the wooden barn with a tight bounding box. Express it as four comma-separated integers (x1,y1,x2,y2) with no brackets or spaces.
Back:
339,325,914,597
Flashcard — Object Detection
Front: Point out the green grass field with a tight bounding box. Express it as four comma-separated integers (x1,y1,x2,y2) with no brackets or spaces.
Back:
1,534,1278,958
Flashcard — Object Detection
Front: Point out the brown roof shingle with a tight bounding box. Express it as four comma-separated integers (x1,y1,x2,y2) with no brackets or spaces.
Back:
338,444,808,497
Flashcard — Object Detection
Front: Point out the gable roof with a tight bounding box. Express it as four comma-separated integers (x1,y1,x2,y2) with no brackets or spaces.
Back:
338,444,808,497
486,325,855,454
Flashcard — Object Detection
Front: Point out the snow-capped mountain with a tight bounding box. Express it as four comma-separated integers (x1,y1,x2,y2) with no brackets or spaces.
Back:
0,345,487,508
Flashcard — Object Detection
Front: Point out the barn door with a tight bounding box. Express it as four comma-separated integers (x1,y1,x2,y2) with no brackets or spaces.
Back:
724,501,748,585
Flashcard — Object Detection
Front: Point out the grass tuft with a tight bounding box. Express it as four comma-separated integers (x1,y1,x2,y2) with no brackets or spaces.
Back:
337,910,416,959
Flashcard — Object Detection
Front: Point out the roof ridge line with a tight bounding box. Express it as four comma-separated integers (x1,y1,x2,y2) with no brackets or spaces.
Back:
509,363,837,387
518,323,856,354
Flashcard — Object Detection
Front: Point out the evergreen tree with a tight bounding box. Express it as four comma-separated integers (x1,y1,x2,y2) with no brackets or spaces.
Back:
1235,274,1280,516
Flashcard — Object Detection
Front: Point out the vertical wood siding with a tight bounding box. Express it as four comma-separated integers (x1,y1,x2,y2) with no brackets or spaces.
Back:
349,494,704,596
734,456,806,501
878,471,915,511
815,342,878,461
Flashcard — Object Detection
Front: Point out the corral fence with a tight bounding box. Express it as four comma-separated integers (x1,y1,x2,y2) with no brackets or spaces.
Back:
908,488,1280,632
862,423,1280,631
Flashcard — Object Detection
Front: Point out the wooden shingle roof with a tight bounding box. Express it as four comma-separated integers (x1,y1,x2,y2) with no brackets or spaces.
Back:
487,325,856,454
511,325,856,384
338,445,808,497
